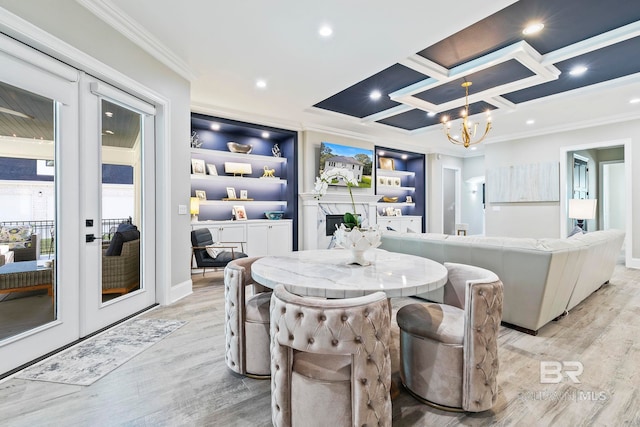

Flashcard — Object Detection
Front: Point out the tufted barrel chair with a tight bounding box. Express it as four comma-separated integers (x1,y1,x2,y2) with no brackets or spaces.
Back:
396,262,503,412
224,257,272,378
270,284,392,427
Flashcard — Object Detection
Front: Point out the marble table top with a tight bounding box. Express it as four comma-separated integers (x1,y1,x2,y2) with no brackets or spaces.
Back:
251,248,448,298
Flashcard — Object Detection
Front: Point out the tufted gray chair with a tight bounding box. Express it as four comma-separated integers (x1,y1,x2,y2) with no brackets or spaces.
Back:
224,257,272,378
270,284,392,427
396,262,503,412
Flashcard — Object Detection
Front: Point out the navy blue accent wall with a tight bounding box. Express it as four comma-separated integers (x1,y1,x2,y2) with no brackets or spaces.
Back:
0,157,133,184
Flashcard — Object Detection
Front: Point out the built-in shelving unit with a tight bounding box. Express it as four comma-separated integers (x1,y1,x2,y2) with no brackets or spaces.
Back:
374,146,425,232
190,113,298,251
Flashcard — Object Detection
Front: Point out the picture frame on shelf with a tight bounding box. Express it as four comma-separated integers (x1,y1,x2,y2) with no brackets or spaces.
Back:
240,190,248,199
379,157,395,170
377,176,387,186
233,205,247,220
385,207,396,216
392,177,401,187
191,158,206,175
405,195,413,203
386,177,393,186
226,187,237,199
207,164,218,176
195,190,206,200
394,208,402,216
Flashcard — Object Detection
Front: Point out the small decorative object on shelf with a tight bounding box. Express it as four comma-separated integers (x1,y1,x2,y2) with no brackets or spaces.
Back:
394,209,402,216
191,158,205,175
207,164,218,176
195,190,206,200
190,131,202,148
224,162,252,177
272,143,281,157
264,211,284,220
262,166,276,178
226,187,236,199
227,141,252,154
379,157,394,170
406,195,413,203
233,205,247,220
240,190,248,199
385,207,396,216
382,196,398,203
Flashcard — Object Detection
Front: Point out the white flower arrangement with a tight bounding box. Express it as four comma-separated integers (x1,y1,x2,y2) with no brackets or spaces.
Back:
313,167,360,229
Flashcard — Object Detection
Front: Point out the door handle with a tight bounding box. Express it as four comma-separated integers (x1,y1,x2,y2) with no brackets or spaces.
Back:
86,233,97,242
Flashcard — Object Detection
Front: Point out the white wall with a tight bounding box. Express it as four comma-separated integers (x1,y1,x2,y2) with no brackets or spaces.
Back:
461,156,485,235
427,153,463,233
0,1,192,293
484,119,639,260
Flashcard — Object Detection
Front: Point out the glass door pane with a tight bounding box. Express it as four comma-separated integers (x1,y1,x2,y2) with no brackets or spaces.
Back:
0,81,56,341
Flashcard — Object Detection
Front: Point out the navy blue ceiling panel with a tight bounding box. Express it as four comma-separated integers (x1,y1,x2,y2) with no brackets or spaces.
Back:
417,0,640,69
377,101,495,131
313,64,428,118
414,60,534,104
503,36,640,104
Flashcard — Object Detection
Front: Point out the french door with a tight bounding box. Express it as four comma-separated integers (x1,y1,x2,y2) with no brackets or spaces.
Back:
79,75,156,336
0,35,157,374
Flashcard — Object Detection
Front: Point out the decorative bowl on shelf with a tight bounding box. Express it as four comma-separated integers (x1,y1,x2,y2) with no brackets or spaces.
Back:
382,196,399,203
265,211,284,220
227,142,252,154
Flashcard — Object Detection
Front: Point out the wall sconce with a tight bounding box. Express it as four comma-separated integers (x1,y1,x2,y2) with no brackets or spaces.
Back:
190,197,200,222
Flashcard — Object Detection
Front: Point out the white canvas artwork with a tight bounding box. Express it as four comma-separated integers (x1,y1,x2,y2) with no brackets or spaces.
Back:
487,162,559,203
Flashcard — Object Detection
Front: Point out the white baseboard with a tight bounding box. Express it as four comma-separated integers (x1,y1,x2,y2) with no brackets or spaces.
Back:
168,279,193,304
627,257,640,269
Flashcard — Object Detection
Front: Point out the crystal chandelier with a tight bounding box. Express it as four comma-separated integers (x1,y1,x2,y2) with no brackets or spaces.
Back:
442,81,492,148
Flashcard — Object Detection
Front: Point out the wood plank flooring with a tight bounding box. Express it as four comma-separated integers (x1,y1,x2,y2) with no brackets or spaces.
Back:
0,263,639,426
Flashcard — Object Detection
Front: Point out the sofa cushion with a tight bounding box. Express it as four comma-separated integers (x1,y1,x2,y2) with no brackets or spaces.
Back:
397,303,465,345
0,226,32,243
105,229,140,256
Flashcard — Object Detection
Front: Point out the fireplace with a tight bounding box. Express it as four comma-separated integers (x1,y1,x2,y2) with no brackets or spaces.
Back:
326,214,343,236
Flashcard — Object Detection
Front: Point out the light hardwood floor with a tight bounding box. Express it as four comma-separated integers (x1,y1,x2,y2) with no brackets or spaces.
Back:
0,262,639,426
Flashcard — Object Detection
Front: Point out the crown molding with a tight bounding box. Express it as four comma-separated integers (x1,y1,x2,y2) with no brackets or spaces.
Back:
77,0,196,82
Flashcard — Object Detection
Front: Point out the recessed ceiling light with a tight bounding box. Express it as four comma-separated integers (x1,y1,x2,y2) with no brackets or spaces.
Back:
104,111,113,117
370,90,382,100
211,123,220,131
470,147,478,151
630,98,640,104
378,151,385,156
569,66,588,76
319,25,333,37
427,112,436,117
523,22,544,35
262,131,270,138
256,79,267,89
526,119,535,125
401,154,408,160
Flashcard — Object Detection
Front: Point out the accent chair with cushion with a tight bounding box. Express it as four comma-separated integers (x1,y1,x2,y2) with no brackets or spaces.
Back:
191,228,247,275
102,228,140,295
270,284,392,427
396,262,503,412
0,225,40,262
224,256,271,378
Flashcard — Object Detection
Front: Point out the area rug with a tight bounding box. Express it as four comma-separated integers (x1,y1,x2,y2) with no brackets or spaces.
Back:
15,318,187,386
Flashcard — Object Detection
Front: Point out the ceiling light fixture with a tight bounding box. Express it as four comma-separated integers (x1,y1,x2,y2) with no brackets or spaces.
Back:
105,130,114,135
319,25,333,37
526,119,535,125
569,66,588,76
256,79,267,89
105,111,113,117
262,131,270,138
211,123,220,131
523,22,544,35
629,98,640,104
441,81,492,148
370,90,382,100
427,112,436,117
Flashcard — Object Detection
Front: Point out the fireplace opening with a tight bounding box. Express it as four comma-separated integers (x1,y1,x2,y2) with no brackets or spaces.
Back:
326,214,343,236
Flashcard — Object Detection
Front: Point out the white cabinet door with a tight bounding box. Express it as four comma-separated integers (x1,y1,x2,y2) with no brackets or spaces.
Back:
247,221,292,257
378,217,404,232
403,216,422,233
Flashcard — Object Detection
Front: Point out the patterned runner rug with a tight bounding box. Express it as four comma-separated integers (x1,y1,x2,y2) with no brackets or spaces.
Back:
15,318,186,386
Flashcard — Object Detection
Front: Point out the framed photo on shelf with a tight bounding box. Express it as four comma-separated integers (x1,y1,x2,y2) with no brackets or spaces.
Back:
386,177,394,186
240,190,248,199
226,187,237,199
191,158,206,175
207,164,218,176
195,190,206,200
393,177,401,187
379,157,395,170
394,208,402,216
233,205,247,220
405,195,413,203
377,176,387,186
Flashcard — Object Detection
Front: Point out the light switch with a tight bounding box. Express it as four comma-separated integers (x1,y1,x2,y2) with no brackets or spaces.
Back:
178,204,187,215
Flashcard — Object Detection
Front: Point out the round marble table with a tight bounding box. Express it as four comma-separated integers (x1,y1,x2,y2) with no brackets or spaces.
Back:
251,248,448,299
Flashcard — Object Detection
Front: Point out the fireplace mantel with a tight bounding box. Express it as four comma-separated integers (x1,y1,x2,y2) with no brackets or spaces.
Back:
299,192,381,205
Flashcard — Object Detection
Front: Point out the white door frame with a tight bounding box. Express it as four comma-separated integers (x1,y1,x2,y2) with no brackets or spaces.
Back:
441,166,461,234
559,139,634,268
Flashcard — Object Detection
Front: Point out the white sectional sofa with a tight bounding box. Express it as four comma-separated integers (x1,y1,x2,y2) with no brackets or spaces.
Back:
379,229,625,334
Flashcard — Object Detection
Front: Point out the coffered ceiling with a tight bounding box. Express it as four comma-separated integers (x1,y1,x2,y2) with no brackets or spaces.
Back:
73,1,640,155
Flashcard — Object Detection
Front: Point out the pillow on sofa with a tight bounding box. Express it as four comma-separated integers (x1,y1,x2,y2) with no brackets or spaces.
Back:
205,246,224,259
117,223,137,232
568,225,585,238
0,226,32,242
105,229,140,256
